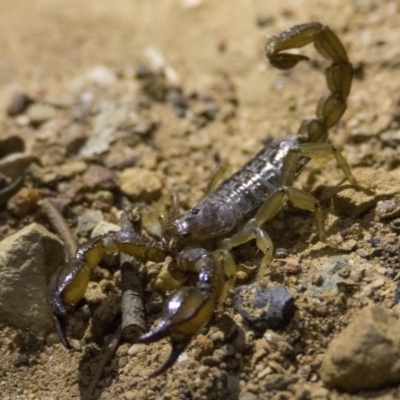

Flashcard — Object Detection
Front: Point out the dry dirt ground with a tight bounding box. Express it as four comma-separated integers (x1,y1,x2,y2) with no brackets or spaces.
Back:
1,0,400,399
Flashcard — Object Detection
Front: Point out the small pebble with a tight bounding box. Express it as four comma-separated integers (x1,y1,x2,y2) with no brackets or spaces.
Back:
119,167,162,202
86,65,117,86
333,187,375,218
82,164,117,190
234,284,295,333
395,281,400,303
7,92,33,116
76,209,104,234
376,199,400,220
0,136,25,159
390,218,400,233
27,103,56,126
127,343,146,356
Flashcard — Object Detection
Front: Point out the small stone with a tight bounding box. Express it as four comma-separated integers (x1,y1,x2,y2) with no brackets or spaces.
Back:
168,89,188,118
376,198,400,220
0,153,36,180
320,305,400,391
371,278,385,290
391,218,400,233
82,164,117,190
29,160,87,184
380,129,400,146
239,392,258,400
0,223,64,334
234,284,295,333
119,167,162,202
45,332,60,347
333,187,376,218
59,123,88,155
395,281,400,303
91,220,120,237
0,136,25,159
76,209,104,234
7,187,45,217
7,92,33,116
27,103,56,126
86,65,117,86
127,343,146,356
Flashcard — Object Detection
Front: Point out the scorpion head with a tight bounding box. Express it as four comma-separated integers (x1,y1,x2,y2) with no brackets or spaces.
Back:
162,213,194,253
164,205,234,249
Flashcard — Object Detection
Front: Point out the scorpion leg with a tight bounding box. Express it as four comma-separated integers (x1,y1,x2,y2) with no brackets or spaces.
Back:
48,229,165,348
219,225,274,279
284,143,358,186
137,248,224,376
205,162,231,195
212,248,237,302
159,192,181,229
220,185,329,278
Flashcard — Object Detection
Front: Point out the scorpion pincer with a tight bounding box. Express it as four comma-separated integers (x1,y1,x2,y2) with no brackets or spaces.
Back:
48,22,358,377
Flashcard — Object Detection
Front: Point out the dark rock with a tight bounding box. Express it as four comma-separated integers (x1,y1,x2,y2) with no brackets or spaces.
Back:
168,89,188,118
234,284,295,333
7,92,33,116
0,136,25,159
395,281,400,303
390,218,400,233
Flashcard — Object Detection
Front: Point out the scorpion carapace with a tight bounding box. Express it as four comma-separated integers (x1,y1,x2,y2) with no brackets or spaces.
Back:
48,22,358,377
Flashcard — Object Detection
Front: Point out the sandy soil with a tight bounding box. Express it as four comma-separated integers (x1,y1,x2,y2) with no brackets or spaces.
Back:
1,0,400,399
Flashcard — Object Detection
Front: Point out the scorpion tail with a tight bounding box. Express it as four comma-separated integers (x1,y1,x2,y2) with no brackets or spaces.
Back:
136,286,215,376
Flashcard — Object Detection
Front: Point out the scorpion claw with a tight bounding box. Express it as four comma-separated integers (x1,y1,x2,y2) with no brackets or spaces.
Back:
53,313,71,349
136,286,215,376
48,259,91,348
147,338,190,378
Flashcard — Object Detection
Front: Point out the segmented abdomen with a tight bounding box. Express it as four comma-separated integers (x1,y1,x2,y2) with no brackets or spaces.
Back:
199,135,300,226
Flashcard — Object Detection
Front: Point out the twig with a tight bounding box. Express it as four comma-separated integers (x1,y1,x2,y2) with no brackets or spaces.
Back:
38,198,77,258
120,211,146,341
84,324,122,399
0,176,23,206
84,210,145,398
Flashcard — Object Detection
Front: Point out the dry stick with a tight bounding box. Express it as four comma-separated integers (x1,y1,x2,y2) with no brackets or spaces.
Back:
120,210,146,341
85,210,146,398
38,198,78,258
84,325,123,399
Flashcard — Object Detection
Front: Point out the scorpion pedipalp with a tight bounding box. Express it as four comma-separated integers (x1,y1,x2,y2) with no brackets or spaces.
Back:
137,286,215,377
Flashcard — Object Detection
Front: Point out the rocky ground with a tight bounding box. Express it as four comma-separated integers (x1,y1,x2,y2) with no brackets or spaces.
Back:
1,0,400,399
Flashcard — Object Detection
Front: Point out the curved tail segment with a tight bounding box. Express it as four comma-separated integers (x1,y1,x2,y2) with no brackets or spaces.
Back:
266,22,353,144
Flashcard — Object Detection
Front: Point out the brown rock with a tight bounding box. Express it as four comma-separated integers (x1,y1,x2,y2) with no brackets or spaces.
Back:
320,305,400,391
0,223,64,335
119,167,162,202
333,187,375,218
82,164,117,190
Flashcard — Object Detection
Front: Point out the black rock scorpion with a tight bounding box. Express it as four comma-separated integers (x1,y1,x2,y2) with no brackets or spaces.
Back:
49,22,358,376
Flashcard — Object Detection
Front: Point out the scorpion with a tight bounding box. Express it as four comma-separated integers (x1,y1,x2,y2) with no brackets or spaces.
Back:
49,22,358,377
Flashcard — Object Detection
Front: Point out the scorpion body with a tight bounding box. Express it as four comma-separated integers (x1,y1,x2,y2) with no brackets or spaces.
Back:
49,22,358,377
